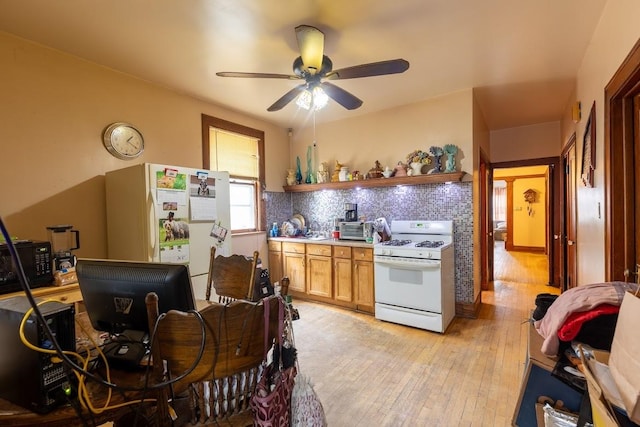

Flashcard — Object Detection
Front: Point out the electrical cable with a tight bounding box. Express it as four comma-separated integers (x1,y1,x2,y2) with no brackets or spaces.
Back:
1,215,208,423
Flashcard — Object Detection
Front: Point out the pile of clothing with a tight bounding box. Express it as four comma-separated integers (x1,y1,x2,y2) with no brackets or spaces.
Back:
533,281,637,357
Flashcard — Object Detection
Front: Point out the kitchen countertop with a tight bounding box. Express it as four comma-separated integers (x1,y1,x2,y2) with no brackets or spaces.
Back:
268,236,374,248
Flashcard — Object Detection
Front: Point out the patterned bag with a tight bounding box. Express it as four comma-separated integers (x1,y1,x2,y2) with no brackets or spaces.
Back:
291,374,327,427
250,297,296,426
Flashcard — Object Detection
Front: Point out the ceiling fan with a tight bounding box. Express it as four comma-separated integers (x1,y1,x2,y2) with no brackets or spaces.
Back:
216,25,410,112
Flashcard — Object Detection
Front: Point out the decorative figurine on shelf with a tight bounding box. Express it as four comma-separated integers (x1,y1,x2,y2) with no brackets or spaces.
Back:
331,160,342,182
338,166,350,181
443,144,458,172
295,156,303,184
305,145,316,184
367,160,384,179
286,169,296,186
406,149,432,175
429,146,444,174
316,162,329,183
394,161,408,177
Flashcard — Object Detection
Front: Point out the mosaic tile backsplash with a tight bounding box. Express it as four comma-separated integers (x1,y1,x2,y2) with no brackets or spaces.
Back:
265,181,474,304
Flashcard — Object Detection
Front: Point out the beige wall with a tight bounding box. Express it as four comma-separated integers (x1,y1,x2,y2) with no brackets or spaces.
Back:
0,32,289,259
512,177,546,248
571,0,640,285
289,89,474,179
490,121,562,163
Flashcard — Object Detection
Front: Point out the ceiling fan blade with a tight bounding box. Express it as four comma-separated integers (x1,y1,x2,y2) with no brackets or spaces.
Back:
216,71,299,80
295,25,324,74
267,84,306,111
321,82,363,110
327,59,410,80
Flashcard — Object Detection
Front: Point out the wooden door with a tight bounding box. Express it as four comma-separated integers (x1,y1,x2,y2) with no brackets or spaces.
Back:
283,252,306,293
306,254,332,298
479,148,493,288
561,135,578,289
353,248,374,313
333,246,353,303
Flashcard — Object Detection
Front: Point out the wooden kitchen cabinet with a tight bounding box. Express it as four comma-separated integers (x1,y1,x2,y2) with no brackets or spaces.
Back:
353,247,374,314
333,246,353,304
267,240,283,283
271,239,375,314
282,242,306,293
306,244,332,298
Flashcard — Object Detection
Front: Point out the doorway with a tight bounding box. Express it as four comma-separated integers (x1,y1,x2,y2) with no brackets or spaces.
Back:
487,157,561,287
605,39,640,283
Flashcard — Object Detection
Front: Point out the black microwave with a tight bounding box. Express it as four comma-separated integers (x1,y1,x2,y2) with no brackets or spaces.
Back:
0,240,53,294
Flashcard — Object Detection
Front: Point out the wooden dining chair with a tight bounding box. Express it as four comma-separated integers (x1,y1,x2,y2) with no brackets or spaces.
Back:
145,292,283,427
205,247,260,303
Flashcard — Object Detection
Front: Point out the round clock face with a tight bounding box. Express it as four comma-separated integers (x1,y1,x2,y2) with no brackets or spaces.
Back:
103,122,144,160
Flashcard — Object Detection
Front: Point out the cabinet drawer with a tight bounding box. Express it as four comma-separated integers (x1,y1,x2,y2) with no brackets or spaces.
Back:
332,246,352,259
268,241,282,252
352,247,373,261
47,288,83,304
307,244,332,256
282,242,305,254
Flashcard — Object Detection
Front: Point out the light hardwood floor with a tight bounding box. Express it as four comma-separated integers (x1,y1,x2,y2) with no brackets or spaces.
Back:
292,244,559,426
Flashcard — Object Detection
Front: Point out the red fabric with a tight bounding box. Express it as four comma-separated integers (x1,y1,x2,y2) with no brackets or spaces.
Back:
557,304,620,341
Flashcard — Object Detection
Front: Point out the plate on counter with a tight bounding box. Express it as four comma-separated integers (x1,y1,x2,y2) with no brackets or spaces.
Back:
281,221,296,237
292,214,305,229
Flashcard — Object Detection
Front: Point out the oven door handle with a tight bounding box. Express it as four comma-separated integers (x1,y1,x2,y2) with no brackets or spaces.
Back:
374,258,441,269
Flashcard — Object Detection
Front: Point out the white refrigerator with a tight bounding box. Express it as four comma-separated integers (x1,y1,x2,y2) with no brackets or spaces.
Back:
105,163,231,299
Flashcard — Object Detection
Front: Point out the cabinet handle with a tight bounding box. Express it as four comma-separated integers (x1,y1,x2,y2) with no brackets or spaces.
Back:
60,296,68,301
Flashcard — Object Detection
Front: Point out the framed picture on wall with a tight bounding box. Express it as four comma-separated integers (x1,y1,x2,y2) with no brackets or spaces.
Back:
581,101,596,187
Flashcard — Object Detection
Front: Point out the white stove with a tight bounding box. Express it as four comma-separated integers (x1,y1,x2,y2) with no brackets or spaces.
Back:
374,220,455,333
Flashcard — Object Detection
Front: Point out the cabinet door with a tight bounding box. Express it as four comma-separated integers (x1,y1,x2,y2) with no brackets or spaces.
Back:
354,259,374,313
268,250,283,283
307,255,332,298
334,257,353,302
283,252,306,293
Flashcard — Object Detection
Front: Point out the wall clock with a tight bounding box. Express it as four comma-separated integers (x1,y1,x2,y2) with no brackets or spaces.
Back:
581,102,596,187
102,122,144,160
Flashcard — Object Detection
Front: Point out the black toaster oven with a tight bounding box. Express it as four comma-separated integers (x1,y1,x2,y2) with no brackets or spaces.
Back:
0,240,53,294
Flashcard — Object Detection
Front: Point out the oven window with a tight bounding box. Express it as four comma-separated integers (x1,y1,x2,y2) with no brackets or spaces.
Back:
389,268,424,285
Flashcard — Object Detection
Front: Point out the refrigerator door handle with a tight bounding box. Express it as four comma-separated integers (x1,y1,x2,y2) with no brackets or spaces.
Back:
148,190,158,261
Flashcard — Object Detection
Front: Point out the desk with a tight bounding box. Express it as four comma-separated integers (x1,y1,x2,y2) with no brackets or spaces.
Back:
0,311,160,427
0,283,83,308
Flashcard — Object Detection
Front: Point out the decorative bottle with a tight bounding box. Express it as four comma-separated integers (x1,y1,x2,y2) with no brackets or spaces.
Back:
270,222,279,237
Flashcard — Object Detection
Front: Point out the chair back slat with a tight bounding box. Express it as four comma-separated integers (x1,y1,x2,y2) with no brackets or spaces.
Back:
145,292,281,426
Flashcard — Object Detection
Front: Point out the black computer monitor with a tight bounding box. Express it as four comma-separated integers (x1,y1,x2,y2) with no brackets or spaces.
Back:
76,259,196,335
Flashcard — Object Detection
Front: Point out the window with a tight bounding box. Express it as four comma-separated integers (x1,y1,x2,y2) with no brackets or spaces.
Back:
201,115,265,233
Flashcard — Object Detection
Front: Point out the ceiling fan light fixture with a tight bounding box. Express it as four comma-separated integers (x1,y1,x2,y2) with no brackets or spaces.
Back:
296,86,328,111
312,86,328,110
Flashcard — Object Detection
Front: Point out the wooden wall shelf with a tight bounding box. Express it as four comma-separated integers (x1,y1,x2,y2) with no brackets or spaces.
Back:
283,171,466,192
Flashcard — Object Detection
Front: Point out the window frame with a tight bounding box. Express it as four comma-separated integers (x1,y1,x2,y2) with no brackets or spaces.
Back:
201,114,266,233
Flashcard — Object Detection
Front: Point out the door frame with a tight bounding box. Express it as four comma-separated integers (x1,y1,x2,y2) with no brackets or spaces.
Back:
489,157,561,286
605,38,640,281
479,148,493,290
560,134,578,290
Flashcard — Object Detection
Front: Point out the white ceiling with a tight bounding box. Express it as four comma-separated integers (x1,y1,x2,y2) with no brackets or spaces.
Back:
0,0,607,130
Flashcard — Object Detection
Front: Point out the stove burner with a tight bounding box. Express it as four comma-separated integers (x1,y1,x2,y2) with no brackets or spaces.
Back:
381,239,413,247
415,240,445,248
